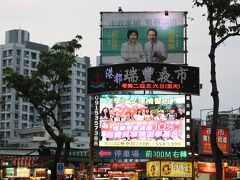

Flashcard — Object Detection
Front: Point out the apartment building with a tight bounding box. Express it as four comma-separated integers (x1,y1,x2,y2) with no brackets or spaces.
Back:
0,29,90,149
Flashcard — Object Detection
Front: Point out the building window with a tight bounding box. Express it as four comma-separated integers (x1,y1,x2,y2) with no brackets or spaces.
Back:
3,60,7,67
16,67,20,73
22,114,28,120
29,115,34,122
6,131,10,138
31,52,37,59
81,105,85,109
30,106,34,113
6,123,10,129
22,105,28,111
15,113,19,119
3,51,7,58
76,88,81,93
8,50,13,56
7,104,11,111
14,121,18,128
6,113,11,119
23,69,29,76
2,78,6,85
24,51,29,58
36,116,41,122
16,58,21,65
15,104,19,110
24,60,29,67
16,50,21,56
22,97,28,102
7,95,11,102
8,59,12,65
76,112,80,117
22,123,27,129
76,104,80,109
76,79,81,85
31,61,37,68
1,123,4,129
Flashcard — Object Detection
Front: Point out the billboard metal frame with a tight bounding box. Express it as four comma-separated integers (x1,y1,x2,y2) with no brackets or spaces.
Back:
100,11,188,65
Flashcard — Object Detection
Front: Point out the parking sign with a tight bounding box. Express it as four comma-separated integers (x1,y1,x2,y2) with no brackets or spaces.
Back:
57,163,64,175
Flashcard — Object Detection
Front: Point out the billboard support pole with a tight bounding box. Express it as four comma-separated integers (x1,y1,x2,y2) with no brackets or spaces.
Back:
89,95,95,179
184,11,188,65
191,120,196,180
100,12,103,65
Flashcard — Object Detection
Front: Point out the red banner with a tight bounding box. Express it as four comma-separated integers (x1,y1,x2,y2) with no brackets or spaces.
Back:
110,162,138,170
200,126,230,155
108,171,137,177
225,166,240,178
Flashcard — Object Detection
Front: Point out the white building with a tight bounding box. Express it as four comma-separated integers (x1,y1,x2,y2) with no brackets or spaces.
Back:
0,29,90,149
206,111,240,130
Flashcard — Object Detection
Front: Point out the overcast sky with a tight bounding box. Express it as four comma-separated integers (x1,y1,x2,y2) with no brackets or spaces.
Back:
1,0,239,119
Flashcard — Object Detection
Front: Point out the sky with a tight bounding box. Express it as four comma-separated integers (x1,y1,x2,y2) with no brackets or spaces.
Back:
0,0,240,119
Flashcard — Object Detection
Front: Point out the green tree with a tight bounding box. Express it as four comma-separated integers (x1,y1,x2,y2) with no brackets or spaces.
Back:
5,35,82,179
193,0,240,179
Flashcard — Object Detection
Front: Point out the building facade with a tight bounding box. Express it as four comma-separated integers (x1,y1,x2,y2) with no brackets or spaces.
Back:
0,29,90,149
205,110,240,154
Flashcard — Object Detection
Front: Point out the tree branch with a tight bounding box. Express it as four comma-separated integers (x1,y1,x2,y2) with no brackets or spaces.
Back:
216,32,240,46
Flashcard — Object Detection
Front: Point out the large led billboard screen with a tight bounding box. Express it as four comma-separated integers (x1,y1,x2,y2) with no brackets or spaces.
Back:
95,94,187,148
100,11,186,65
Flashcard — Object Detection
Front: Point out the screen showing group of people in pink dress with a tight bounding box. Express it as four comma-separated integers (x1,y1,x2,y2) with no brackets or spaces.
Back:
100,106,185,122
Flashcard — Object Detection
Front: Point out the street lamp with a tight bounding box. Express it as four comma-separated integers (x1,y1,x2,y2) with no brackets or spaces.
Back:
200,108,213,125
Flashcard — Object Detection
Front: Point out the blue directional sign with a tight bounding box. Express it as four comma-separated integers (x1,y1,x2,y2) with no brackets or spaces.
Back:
96,148,188,159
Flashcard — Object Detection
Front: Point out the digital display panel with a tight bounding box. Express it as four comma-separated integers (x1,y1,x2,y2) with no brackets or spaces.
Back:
100,11,186,64
87,63,200,95
96,94,187,148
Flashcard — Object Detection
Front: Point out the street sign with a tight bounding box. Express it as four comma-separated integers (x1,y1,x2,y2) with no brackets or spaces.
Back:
56,163,64,175
96,147,188,159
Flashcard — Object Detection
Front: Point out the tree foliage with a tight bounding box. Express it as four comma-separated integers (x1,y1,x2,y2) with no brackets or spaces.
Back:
5,35,82,179
193,0,240,179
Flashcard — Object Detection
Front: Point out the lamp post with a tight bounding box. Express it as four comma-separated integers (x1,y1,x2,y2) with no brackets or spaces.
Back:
200,108,213,125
